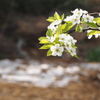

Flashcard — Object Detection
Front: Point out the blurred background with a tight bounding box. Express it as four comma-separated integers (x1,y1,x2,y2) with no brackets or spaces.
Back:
0,0,100,100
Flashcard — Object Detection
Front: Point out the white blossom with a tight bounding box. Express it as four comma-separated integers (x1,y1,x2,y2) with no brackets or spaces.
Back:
50,44,64,56
58,34,68,42
64,16,73,22
87,30,100,39
82,14,94,22
88,35,92,39
64,42,72,50
67,47,76,56
71,15,81,25
47,20,62,33
71,8,83,17
67,35,77,44
95,33,100,38
47,35,56,42
64,15,80,25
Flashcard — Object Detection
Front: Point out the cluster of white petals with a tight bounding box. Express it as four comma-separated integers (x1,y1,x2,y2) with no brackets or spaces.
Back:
71,8,88,16
82,14,94,22
47,35,56,42
50,44,64,56
64,15,81,25
64,8,95,25
47,19,62,33
59,34,77,56
50,34,77,57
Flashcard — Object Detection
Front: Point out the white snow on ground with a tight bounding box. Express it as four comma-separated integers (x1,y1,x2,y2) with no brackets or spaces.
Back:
0,59,100,87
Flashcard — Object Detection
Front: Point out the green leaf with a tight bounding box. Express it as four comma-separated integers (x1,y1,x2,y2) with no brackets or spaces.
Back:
74,55,79,59
72,44,77,49
54,12,60,20
46,29,52,37
61,14,64,20
47,17,55,22
38,37,47,41
59,24,66,30
86,22,98,28
87,30,100,36
39,39,50,44
93,17,100,24
40,44,53,49
47,50,52,56
75,25,84,32
63,22,74,32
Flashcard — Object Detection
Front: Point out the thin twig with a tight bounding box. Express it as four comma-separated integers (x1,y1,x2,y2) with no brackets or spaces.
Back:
88,12,100,15
68,28,100,34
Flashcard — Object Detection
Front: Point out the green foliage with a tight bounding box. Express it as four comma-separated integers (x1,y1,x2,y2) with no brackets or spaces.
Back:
47,50,52,56
40,44,53,49
87,30,100,36
87,47,100,62
75,25,84,32
39,8,100,58
63,22,74,32
86,22,98,28
93,17,100,25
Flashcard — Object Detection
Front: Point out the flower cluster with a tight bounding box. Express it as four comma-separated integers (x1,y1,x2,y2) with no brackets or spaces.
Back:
39,8,100,58
64,8,94,25
50,34,77,57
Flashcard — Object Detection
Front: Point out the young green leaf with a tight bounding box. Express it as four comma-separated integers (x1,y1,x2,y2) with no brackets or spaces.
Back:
47,17,55,22
74,55,79,59
54,12,60,20
61,14,64,20
63,22,74,32
93,17,100,24
38,37,47,41
40,44,53,49
86,22,98,28
46,29,52,37
47,50,52,56
87,30,100,36
39,39,50,44
76,25,84,32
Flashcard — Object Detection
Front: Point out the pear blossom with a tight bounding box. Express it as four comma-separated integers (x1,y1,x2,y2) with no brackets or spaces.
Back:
50,44,64,56
95,33,100,38
67,47,76,56
64,42,72,50
47,35,56,42
64,15,80,25
67,35,77,44
64,16,73,22
47,20,62,33
71,8,83,17
71,15,81,25
82,14,94,22
58,34,68,42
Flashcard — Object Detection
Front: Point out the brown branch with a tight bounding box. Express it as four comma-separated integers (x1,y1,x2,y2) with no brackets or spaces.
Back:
83,28,100,32
68,28,100,34
88,12,100,15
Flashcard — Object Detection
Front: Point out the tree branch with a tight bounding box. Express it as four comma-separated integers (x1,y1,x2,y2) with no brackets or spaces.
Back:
68,28,100,34
88,12,100,15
